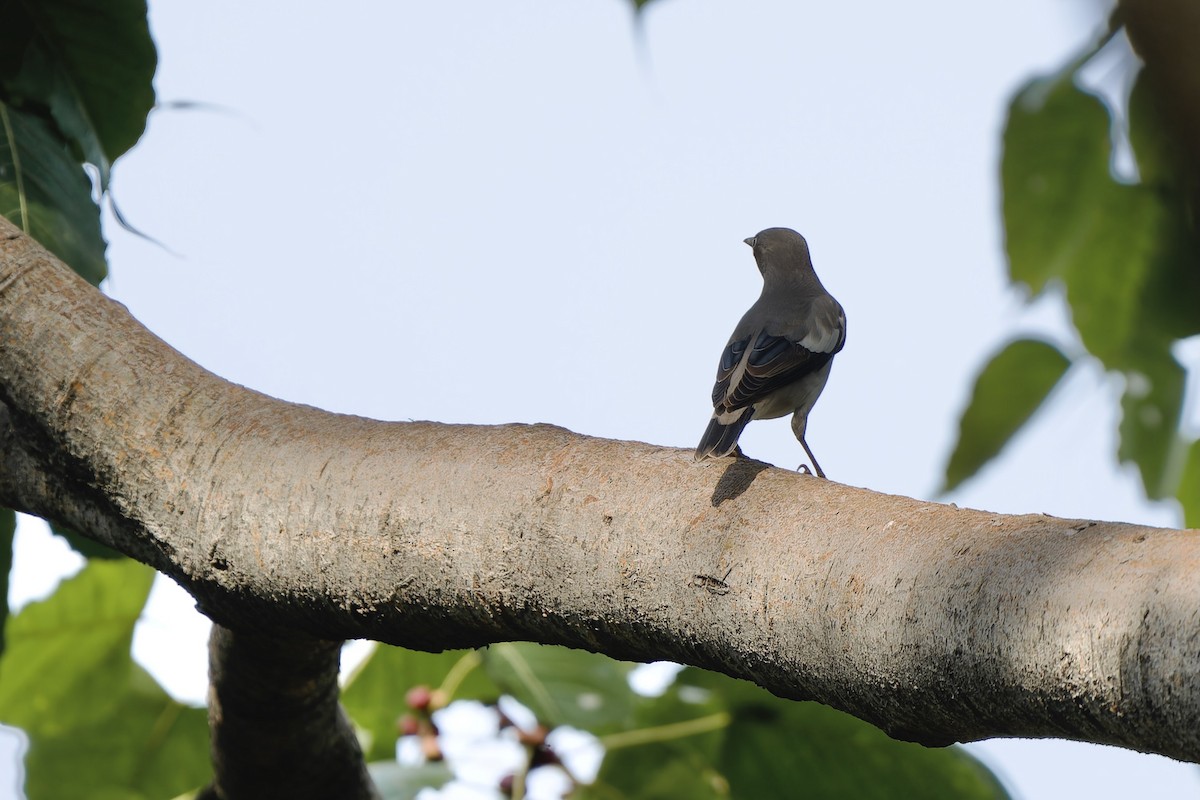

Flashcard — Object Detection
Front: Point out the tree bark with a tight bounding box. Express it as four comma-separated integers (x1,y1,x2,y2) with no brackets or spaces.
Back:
2,216,1199,763
200,625,379,800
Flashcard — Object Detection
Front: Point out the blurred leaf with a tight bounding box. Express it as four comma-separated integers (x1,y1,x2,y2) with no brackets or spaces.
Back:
342,645,499,762
50,520,125,560
1001,70,1114,296
996,56,1200,503
366,761,454,800
1003,62,1200,365
482,643,635,734
1004,72,1180,366
0,508,13,657
1118,352,1185,499
1123,74,1200,344
1177,439,1200,528
0,100,106,283
587,668,1007,799
0,0,157,183
0,560,210,798
723,700,1005,799
685,669,1008,800
583,671,729,799
943,338,1071,492
1128,70,1186,190
1057,179,1164,366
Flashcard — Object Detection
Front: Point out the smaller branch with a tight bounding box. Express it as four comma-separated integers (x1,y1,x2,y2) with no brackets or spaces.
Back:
201,625,378,800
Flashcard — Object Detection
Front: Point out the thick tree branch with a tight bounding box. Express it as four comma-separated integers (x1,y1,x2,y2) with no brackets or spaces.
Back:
2,217,1199,762
200,625,378,800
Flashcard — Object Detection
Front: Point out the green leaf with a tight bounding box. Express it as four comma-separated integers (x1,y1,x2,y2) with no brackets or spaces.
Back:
0,0,157,181
1001,71,1115,296
943,338,1071,492
1177,439,1200,528
1002,69,1200,368
1057,179,1165,365
0,100,106,283
1127,71,1188,192
482,643,636,734
587,668,1008,800
0,560,210,798
723,700,1005,799
583,672,730,799
1118,353,1186,499
49,520,125,560
1122,74,1200,345
0,508,14,658
341,645,500,763
366,761,455,800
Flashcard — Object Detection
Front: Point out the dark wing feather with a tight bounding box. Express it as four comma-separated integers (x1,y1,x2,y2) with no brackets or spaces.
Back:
712,330,835,412
694,406,755,459
711,337,749,406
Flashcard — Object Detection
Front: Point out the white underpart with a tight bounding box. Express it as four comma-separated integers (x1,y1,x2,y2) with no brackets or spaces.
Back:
753,361,832,420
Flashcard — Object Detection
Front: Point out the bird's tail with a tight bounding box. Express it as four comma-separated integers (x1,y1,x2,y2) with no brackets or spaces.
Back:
694,408,754,460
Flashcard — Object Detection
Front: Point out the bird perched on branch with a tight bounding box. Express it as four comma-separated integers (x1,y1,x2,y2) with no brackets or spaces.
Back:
695,227,846,477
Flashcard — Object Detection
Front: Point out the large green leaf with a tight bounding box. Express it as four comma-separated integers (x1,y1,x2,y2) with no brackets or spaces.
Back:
341,645,500,762
0,0,156,182
0,508,13,658
1177,439,1200,528
943,338,1071,492
1001,71,1114,297
0,560,210,798
711,682,1005,799
1000,70,1190,369
1122,74,1200,345
482,643,636,734
0,100,106,283
1118,352,1185,499
586,668,1008,800
1057,179,1164,366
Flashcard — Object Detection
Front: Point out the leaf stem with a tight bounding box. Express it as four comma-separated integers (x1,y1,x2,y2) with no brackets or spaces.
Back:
437,649,482,699
598,711,731,751
0,102,30,231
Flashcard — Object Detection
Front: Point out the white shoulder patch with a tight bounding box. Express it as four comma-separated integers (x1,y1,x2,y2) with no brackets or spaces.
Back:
799,324,841,354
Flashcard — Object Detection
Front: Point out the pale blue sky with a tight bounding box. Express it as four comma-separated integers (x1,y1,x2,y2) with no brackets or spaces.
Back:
6,2,1198,798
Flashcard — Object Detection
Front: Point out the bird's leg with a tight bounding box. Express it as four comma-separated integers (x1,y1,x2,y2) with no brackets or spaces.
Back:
800,436,826,479
797,464,812,475
790,413,826,478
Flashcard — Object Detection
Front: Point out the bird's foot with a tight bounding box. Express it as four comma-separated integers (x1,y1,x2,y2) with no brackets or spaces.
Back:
797,464,811,475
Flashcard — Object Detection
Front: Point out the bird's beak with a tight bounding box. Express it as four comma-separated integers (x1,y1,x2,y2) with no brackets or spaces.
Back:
743,237,756,247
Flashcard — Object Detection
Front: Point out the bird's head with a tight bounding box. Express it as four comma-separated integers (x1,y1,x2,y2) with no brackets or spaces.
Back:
744,227,813,279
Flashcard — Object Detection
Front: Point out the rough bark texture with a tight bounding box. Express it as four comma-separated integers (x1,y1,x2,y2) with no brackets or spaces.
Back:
200,625,378,800
2,217,1200,763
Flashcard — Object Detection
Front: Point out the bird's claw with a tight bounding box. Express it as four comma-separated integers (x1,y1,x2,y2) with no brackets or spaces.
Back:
797,464,811,475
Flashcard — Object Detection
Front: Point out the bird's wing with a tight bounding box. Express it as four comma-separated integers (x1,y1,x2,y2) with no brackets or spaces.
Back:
711,298,845,412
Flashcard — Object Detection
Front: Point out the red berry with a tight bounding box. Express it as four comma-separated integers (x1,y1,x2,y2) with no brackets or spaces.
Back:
405,685,433,711
517,724,550,747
